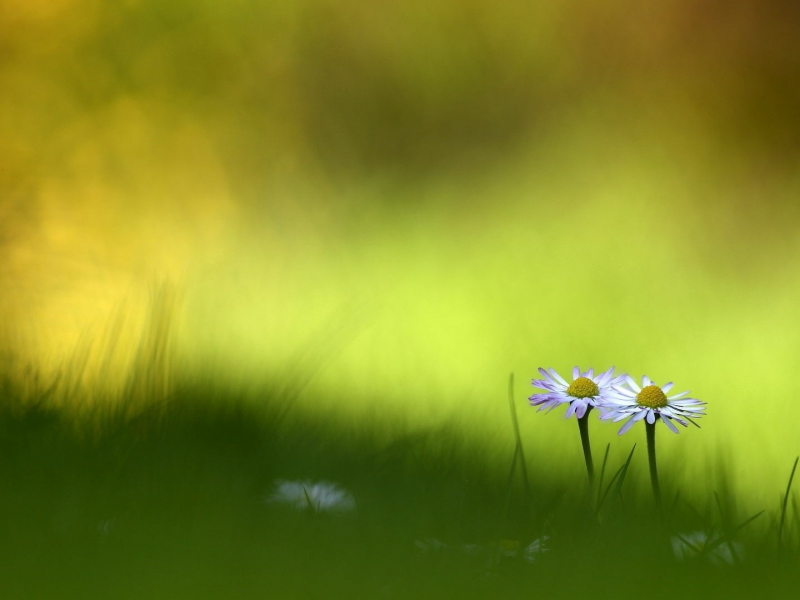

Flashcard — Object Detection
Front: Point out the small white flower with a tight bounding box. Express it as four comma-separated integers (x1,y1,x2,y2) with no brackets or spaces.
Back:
266,479,356,513
600,375,705,434
485,537,550,568
523,536,550,563
97,518,116,536
529,366,626,419
671,531,741,565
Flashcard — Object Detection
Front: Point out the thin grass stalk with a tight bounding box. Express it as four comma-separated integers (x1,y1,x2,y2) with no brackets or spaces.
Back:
503,443,520,525
507,373,531,508
595,443,610,509
597,444,636,511
778,456,799,557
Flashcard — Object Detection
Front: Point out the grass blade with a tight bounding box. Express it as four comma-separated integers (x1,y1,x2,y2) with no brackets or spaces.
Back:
595,443,611,509
778,456,799,554
507,373,531,508
707,510,764,553
503,442,520,524
597,444,636,511
613,443,637,498
303,486,316,513
667,491,681,526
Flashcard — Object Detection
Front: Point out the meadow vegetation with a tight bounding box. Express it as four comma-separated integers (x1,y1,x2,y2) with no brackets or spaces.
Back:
3,2,800,596
1,341,798,599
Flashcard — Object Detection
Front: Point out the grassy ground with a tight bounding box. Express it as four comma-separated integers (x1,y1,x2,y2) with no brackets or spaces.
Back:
1,370,798,600
4,3,800,597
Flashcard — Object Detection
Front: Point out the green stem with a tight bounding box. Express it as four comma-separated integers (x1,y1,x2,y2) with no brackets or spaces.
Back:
577,407,595,487
646,421,662,508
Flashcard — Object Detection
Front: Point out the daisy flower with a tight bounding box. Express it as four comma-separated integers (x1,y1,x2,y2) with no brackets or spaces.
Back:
671,531,741,566
266,479,356,513
522,536,550,564
529,366,626,419
601,375,705,435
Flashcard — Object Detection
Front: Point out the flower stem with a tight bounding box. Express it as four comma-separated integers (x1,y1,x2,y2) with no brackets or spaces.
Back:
645,421,662,508
577,408,595,487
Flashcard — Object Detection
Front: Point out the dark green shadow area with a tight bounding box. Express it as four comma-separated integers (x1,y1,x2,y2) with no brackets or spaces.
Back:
0,369,798,600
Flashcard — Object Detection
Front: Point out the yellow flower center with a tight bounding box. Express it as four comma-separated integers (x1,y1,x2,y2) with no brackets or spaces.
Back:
566,377,599,399
636,385,668,408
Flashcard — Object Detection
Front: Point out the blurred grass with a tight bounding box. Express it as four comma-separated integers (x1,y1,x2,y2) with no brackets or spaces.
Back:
1,359,800,599
2,0,800,530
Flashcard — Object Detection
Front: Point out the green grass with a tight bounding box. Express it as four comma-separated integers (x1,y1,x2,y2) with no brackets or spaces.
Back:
4,3,800,596
1,368,799,600
4,0,800,519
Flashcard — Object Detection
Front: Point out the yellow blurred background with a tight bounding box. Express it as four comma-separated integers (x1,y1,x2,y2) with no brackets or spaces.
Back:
2,0,800,508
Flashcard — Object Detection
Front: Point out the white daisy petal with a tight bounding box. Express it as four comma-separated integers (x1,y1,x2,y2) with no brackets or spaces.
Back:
538,367,553,383
604,394,631,403
602,396,630,405
674,404,704,413
575,400,589,419
677,398,703,405
661,382,674,393
646,409,656,424
531,380,555,392
549,368,569,386
572,366,580,380
612,385,637,397
597,367,614,387
642,375,652,387
618,416,638,435
661,416,680,434
625,375,641,392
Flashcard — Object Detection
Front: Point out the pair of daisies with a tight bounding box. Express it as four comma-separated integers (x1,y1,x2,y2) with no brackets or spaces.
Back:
530,366,705,434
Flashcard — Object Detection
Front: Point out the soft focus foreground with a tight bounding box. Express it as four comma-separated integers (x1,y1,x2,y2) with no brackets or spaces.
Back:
1,381,799,600
2,0,800,522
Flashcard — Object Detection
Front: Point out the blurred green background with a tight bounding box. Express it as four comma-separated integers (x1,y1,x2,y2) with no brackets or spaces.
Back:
2,0,800,510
